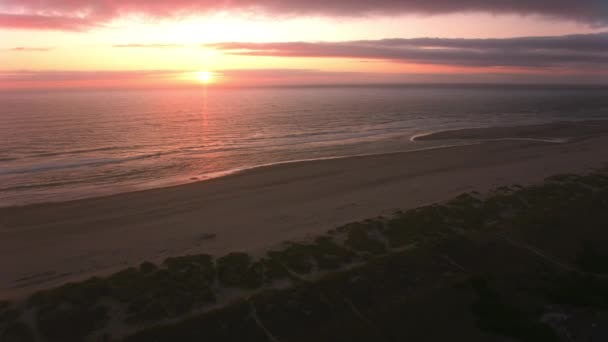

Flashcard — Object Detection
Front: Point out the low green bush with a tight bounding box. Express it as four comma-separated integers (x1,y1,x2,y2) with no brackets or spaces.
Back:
1,321,36,342
576,241,608,275
268,243,315,275
470,277,559,342
344,223,386,255
217,252,263,288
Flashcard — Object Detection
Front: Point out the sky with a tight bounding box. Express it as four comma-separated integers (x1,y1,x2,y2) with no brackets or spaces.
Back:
0,0,607,89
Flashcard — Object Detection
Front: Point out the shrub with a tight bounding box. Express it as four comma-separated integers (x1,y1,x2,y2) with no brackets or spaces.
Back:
344,223,386,255
36,303,108,342
268,243,315,275
139,261,158,274
163,254,215,284
258,257,291,284
217,252,262,288
470,277,559,342
311,236,354,270
1,321,36,342
576,241,608,274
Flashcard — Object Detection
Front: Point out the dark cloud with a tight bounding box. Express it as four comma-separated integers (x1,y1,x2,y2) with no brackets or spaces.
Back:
1,0,608,31
364,33,608,52
209,32,608,68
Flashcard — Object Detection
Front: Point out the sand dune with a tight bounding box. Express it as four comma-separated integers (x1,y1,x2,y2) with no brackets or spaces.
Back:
1,121,608,299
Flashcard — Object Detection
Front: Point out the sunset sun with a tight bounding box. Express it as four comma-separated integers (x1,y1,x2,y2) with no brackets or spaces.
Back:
196,71,214,84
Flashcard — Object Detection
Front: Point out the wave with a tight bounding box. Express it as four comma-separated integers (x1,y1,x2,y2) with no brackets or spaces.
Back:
410,126,571,143
272,124,413,142
30,145,142,158
0,140,479,205
0,180,85,192
479,137,569,143
0,125,449,177
0,153,165,176
236,127,413,150
411,131,568,144
0,143,256,176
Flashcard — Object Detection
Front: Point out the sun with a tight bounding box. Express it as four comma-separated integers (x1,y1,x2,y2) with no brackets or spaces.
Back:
195,71,214,84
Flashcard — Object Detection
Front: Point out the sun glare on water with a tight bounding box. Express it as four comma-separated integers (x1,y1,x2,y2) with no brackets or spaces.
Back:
196,71,214,84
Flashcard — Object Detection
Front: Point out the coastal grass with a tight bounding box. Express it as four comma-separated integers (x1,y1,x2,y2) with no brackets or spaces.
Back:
2,170,608,341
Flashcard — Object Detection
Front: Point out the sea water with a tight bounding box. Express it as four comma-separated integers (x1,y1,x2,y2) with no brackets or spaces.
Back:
1,84,607,206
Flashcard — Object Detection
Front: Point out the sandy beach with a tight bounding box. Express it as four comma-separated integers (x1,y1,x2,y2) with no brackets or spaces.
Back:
2,120,608,299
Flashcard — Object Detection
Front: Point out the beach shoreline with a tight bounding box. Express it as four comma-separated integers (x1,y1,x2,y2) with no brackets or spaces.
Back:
2,119,606,209
3,119,605,212
2,120,608,299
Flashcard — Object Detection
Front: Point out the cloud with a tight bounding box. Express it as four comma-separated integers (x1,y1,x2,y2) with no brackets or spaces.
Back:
112,44,187,48
209,32,608,68
0,70,182,82
1,68,607,90
0,69,342,90
0,69,348,83
0,70,194,90
3,47,53,52
1,0,608,31
0,13,95,31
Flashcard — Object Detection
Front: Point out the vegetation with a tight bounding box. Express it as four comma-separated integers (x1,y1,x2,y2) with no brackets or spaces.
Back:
344,222,387,256
576,241,608,274
1,321,35,342
3,169,608,341
1,301,34,342
216,252,263,288
470,277,559,342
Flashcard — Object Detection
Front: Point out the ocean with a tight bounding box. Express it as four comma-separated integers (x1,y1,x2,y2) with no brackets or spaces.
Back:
1,84,607,207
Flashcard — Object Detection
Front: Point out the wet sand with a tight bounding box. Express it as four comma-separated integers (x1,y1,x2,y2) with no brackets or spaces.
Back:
1,120,608,298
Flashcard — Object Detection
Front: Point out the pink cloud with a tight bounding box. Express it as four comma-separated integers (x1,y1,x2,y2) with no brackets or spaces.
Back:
1,0,607,31
0,13,95,31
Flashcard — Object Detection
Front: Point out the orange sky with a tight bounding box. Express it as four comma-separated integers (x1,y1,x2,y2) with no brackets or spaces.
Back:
1,2,607,89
